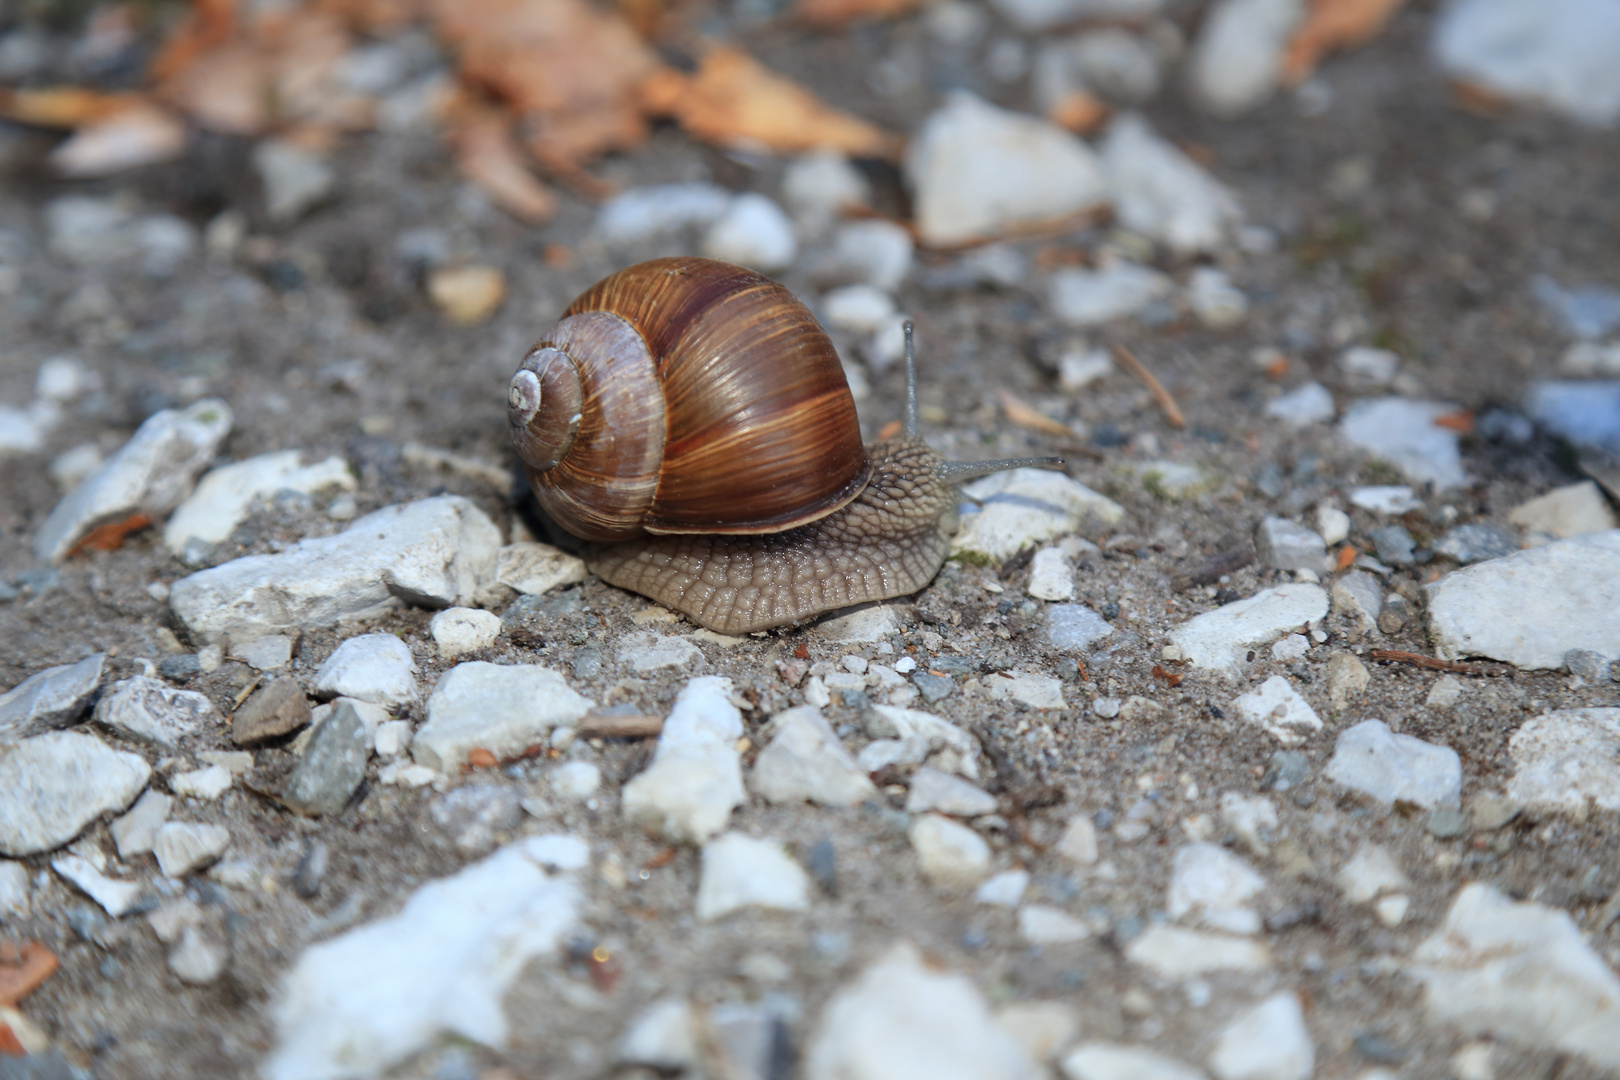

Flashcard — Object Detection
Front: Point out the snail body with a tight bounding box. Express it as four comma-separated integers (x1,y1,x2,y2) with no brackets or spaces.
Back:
508,257,1057,634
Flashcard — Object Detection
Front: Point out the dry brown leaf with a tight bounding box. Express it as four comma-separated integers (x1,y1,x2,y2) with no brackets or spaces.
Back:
640,47,899,158
1282,0,1406,85
1046,89,1111,135
432,0,657,168
998,389,1079,439
0,943,58,1008
796,0,920,28
443,94,557,222
0,87,143,127
51,101,188,176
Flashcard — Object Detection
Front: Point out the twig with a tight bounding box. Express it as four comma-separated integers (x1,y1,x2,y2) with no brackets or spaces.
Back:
1112,345,1185,429
1367,649,1510,677
1172,542,1254,591
577,713,664,739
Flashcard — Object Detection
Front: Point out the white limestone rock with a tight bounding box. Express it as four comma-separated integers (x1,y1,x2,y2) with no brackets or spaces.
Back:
1339,398,1468,490
0,731,151,856
92,675,219,749
952,468,1124,561
751,706,877,808
1027,546,1076,601
1507,480,1617,539
1337,844,1409,904
909,813,991,889
0,653,105,741
985,672,1066,710
153,822,230,878
429,607,502,658
412,662,593,773
621,676,745,844
1050,259,1175,326
1125,926,1272,979
163,450,353,550
170,764,231,800
695,832,812,921
1434,0,1620,128
1325,719,1462,808
975,870,1030,907
1064,1043,1206,1080
1231,676,1322,746
314,633,418,709
1506,707,1620,816
813,605,902,643
169,496,500,645
702,192,798,273
0,860,29,918
1266,383,1336,428
495,542,586,595
865,705,981,779
1019,905,1091,945
1208,993,1314,1080
1100,113,1242,255
617,632,703,673
1170,584,1329,677
1186,0,1305,116
1168,843,1266,935
52,854,145,917
906,767,998,817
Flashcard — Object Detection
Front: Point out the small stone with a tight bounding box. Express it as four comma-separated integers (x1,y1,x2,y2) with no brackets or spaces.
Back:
428,607,501,659
1340,346,1400,389
821,283,895,334
281,701,369,816
1331,571,1383,637
1316,506,1350,545
906,767,998,817
822,219,915,292
1232,676,1322,746
171,764,232,800
1426,675,1464,709
784,149,870,233
164,450,353,551
1170,584,1329,677
199,751,253,775
1375,894,1411,927
1326,652,1370,709
231,676,312,745
0,731,151,856
51,854,145,917
1369,526,1416,567
1451,1043,1495,1080
1348,485,1421,514
813,604,902,643
49,443,105,490
1270,634,1308,661
986,672,1066,710
907,90,1107,247
1408,883,1620,1069
169,925,228,984
1266,383,1336,428
0,859,30,917
1434,524,1519,564
92,675,219,750
1424,531,1620,669
618,997,697,1070
909,813,991,889
1337,844,1409,904
863,704,982,780
1186,0,1304,116
253,139,334,222
1325,719,1462,809
751,706,877,808
110,790,171,858
36,399,232,564
1426,808,1470,838
695,832,812,921
427,265,506,325
1093,697,1122,719
1044,604,1114,650
1018,904,1090,945
1186,268,1249,328
234,635,294,671
1434,0,1620,127
1219,793,1278,855
1208,992,1314,1080
1508,480,1618,539
1125,925,1273,979
412,662,593,773
1055,816,1099,864
952,469,1124,561
153,822,230,877
1051,259,1175,326
622,677,745,844
1168,842,1266,935
702,193,798,272
975,869,1030,907
550,761,600,800
1506,707,1620,816
1255,518,1326,573
1100,114,1243,255
1027,547,1076,601
495,542,586,595
805,942,1041,1080
1064,1043,1205,1080
1057,348,1113,391
370,720,410,759
1339,398,1468,490
429,785,524,854
314,633,418,709
0,653,105,740
595,182,731,245
617,631,703,673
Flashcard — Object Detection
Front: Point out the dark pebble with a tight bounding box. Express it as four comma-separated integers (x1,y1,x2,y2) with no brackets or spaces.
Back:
1435,523,1518,564
1213,588,1241,606
503,589,583,626
571,647,602,681
0,580,16,603
929,656,980,676
1263,901,1322,932
159,654,202,682
1100,602,1120,621
281,701,368,815
1091,808,1115,830
806,839,837,897
910,672,954,704
293,839,329,898
1352,1032,1408,1064
232,676,313,745
1369,526,1417,566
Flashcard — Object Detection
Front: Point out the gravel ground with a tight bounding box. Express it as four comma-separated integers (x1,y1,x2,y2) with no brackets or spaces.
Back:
1,4,1619,1080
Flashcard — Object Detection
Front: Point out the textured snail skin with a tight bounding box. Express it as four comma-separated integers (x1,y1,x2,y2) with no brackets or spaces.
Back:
584,438,956,635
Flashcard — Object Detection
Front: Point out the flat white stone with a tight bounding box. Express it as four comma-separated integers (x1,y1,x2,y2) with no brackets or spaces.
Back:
621,677,744,844
985,672,1066,710
995,1001,1078,1064
495,542,586,595
1340,346,1400,388
702,192,798,272
1125,925,1272,979
1408,883,1620,1069
1339,398,1468,490
1316,506,1350,545
1506,708,1620,816
953,469,1124,561
0,859,29,917
618,997,697,1070
1186,0,1304,115
234,635,293,671
909,813,991,889
0,731,151,856
0,653,105,740
169,925,228,984
1326,720,1462,808
1426,675,1464,709
1050,259,1175,326
1507,480,1617,539
1168,843,1266,935
595,182,731,245
1347,485,1420,514
429,607,501,658
1019,904,1091,944
1219,793,1278,855
751,706,877,808
36,399,233,563
264,839,583,1080
1337,844,1409,904
805,942,1043,1080
52,853,144,917
868,705,981,779
1170,585,1329,677
1027,547,1076,601
813,604,902,643
822,283,896,333
1255,518,1327,573
550,761,600,800
110,790,171,858
1208,993,1314,1080
153,822,230,877
784,149,870,232
906,767,998,816
314,633,418,709
1434,0,1620,127
1424,531,1620,669
1232,676,1322,746
617,632,703,673
92,675,219,750
1065,1044,1206,1080
975,870,1030,907
412,663,593,773
171,764,231,800
695,832,812,921
1047,604,1115,650
169,496,500,645
373,720,412,758
1100,113,1241,255
1056,816,1099,864
906,90,1108,247
1265,382,1336,428
163,450,353,550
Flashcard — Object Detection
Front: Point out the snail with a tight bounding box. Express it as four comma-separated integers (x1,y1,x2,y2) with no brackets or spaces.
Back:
507,256,1060,635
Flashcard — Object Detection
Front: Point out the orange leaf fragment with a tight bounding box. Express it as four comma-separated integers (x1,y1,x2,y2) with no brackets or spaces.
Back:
1433,410,1474,434
796,0,920,28
1046,90,1111,135
69,513,153,557
1151,664,1183,687
467,748,498,769
0,86,144,127
1264,353,1291,380
1336,544,1358,571
877,418,903,441
1283,0,1407,86
0,943,58,1008
443,95,556,223
641,48,899,159
998,389,1077,439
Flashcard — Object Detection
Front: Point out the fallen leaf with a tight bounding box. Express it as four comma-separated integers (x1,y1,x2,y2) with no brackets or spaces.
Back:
466,747,498,768
1151,664,1183,687
68,513,153,557
1336,544,1357,571
0,943,58,1008
796,0,920,28
641,47,899,158
1433,410,1474,434
1283,0,1407,85
51,102,188,176
0,86,143,127
428,265,508,325
1264,353,1290,380
877,418,903,441
1046,89,1110,135
998,389,1078,439
443,93,556,222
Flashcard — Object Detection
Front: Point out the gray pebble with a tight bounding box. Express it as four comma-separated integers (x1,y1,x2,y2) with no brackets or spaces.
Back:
1255,517,1328,572
293,839,328,899
1377,595,1409,635
571,647,602,681
1564,649,1615,682
159,654,202,682
0,653,105,740
1425,808,1470,839
1262,751,1310,792
232,676,312,745
1435,523,1519,564
1369,526,1417,566
15,568,61,598
910,672,953,703
281,701,368,816
807,839,838,897
428,784,525,854
1044,604,1115,650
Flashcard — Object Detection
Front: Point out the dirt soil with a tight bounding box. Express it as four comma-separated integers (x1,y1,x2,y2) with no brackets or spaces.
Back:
1,3,1618,1079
